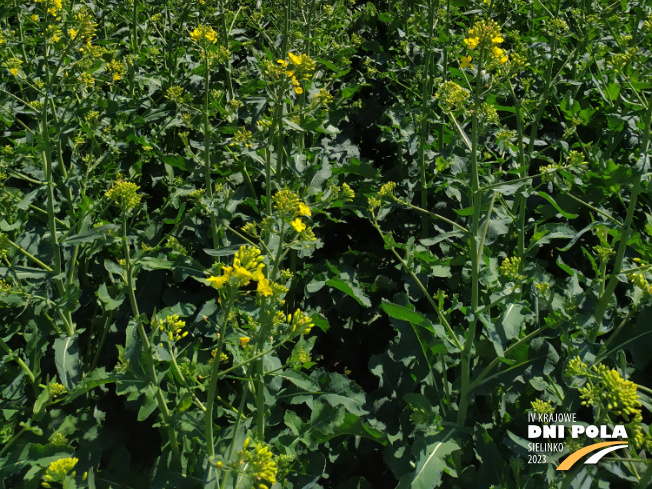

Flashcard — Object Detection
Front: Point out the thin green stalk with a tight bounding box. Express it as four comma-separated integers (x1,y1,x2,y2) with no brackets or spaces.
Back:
271,216,286,279
219,0,234,100
469,324,550,392
265,146,272,215
563,192,622,225
254,306,273,440
89,312,114,371
371,219,463,351
203,51,219,249
14,0,29,63
394,199,467,232
168,344,206,412
0,337,36,384
477,192,496,264
122,213,139,317
204,291,235,481
41,35,74,337
417,0,436,235
221,357,260,489
0,426,28,459
592,91,651,337
457,46,485,427
122,212,180,458
509,86,527,261
7,238,54,272
3,187,69,226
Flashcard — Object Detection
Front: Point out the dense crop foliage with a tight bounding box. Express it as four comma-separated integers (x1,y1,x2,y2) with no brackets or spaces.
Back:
1,0,652,487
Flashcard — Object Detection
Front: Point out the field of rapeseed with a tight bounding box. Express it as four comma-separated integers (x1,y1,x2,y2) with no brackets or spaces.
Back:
1,0,652,487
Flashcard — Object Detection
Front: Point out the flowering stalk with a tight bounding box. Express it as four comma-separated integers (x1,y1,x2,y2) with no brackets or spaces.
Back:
203,46,220,249
204,290,235,485
41,19,74,337
593,91,652,337
417,0,436,236
0,337,36,386
254,303,273,440
219,0,234,100
121,211,181,459
457,42,485,427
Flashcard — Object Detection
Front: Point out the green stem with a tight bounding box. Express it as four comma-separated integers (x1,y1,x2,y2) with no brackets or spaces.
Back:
0,427,28,459
7,238,54,272
203,51,219,249
122,212,180,458
592,91,651,337
219,0,234,100
0,337,36,384
205,291,235,481
469,324,550,392
417,0,436,236
371,219,463,351
14,0,29,62
457,46,485,427
41,34,74,337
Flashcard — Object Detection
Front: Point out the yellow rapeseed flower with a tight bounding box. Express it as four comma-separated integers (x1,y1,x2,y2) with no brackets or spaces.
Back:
239,337,250,346
298,202,311,216
207,274,229,289
460,55,474,69
463,37,479,49
257,278,273,297
291,218,306,232
190,25,218,44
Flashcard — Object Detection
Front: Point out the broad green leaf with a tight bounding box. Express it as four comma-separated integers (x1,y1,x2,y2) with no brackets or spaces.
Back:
33,387,50,414
53,335,81,390
536,191,578,219
65,368,117,404
381,301,435,334
319,372,368,416
271,369,319,392
137,387,158,421
61,225,115,246
326,278,371,307
500,303,525,341
397,431,460,489
97,283,124,311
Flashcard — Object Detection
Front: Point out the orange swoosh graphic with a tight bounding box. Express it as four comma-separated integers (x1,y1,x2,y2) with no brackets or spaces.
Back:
556,441,626,470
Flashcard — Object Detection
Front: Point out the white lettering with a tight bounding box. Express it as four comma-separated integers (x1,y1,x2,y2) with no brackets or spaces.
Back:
572,425,585,438
612,425,627,438
586,425,599,438
529,425,542,438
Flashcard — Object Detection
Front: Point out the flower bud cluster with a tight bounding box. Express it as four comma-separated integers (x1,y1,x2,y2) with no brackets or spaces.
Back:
43,457,78,486
105,179,142,211
158,314,188,342
499,256,525,281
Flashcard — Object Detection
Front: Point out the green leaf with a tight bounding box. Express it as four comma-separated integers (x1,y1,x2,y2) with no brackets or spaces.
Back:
271,370,319,391
97,283,124,311
33,387,50,414
137,387,158,421
397,431,460,489
53,335,81,390
326,278,371,307
500,303,525,341
61,226,115,246
65,368,117,404
536,192,578,219
381,301,435,334
319,372,368,416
